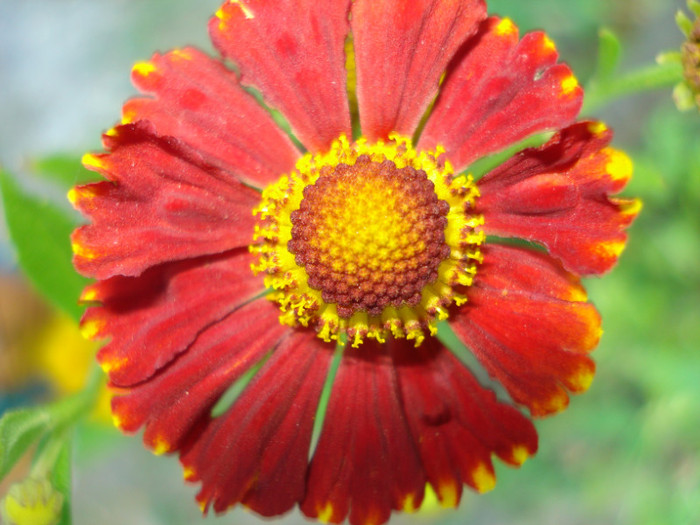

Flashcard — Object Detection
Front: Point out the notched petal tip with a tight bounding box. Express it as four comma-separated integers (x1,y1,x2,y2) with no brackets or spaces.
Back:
478,121,640,275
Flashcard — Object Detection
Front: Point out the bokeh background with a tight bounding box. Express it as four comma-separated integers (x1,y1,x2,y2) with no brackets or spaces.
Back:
1,1,698,524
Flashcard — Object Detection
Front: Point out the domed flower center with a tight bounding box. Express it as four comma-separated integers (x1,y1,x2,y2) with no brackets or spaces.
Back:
251,134,484,347
287,156,451,319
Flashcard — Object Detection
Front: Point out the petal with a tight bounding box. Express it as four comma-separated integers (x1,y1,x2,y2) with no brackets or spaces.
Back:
478,122,641,275
419,17,583,172
71,123,260,279
180,331,333,517
83,249,264,386
391,337,538,505
111,297,286,454
124,47,300,188
351,0,486,140
450,244,601,417
209,0,352,152
302,342,425,525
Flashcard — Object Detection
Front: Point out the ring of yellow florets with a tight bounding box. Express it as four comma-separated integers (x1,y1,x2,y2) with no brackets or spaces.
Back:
250,133,484,347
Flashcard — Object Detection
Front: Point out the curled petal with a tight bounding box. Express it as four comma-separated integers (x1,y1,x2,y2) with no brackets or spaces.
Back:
180,331,333,516
391,338,538,505
72,123,260,279
450,244,601,417
209,0,352,151
302,343,425,525
478,122,641,275
111,298,286,454
83,249,264,386
352,0,486,140
419,17,582,172
124,47,300,188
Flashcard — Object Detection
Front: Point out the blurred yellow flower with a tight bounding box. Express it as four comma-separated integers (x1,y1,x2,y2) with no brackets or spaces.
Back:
32,313,112,423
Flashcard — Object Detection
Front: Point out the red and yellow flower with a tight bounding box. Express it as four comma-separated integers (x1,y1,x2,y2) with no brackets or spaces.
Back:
70,1,640,524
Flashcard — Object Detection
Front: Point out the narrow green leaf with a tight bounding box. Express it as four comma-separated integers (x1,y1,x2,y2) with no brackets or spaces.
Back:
596,28,622,81
0,371,100,482
0,407,53,480
690,0,700,18
49,435,73,525
463,132,553,179
677,9,694,36
0,168,88,322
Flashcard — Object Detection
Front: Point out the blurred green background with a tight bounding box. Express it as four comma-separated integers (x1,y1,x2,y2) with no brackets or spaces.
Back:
0,1,698,524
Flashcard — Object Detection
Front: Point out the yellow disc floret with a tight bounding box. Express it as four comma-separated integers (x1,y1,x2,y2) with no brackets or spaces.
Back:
250,134,483,347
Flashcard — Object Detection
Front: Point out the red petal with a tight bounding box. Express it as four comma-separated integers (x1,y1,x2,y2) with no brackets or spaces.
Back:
478,122,641,275
180,331,333,517
124,47,300,188
302,343,425,525
83,249,264,386
391,338,537,504
419,17,582,172
352,0,486,140
72,123,260,280
450,244,601,417
111,298,286,454
209,0,352,152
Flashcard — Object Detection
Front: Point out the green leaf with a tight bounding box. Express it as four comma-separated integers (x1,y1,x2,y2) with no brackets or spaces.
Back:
676,9,694,36
0,407,54,481
0,370,100,482
29,154,99,189
690,0,700,18
596,28,622,81
0,167,88,322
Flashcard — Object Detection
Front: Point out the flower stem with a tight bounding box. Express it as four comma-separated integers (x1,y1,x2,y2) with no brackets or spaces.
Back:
582,60,684,115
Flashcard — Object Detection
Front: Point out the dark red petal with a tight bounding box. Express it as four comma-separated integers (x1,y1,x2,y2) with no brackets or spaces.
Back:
450,244,601,417
209,0,352,152
419,17,582,172
302,343,425,525
82,249,264,386
124,47,300,188
72,123,260,280
478,122,641,275
391,338,537,505
352,0,486,140
180,331,333,517
111,298,286,454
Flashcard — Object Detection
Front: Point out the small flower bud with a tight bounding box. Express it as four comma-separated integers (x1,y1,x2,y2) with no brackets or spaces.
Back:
0,477,63,525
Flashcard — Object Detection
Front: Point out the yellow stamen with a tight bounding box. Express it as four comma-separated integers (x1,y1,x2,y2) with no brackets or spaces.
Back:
251,134,483,347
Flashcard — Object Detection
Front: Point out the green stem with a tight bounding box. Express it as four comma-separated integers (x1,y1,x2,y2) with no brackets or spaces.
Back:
30,433,67,478
582,61,684,115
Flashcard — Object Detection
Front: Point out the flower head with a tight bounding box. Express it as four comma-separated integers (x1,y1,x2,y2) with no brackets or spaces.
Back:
70,1,640,524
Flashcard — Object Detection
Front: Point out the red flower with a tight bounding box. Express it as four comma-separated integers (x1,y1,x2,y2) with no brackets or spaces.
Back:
70,1,640,524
